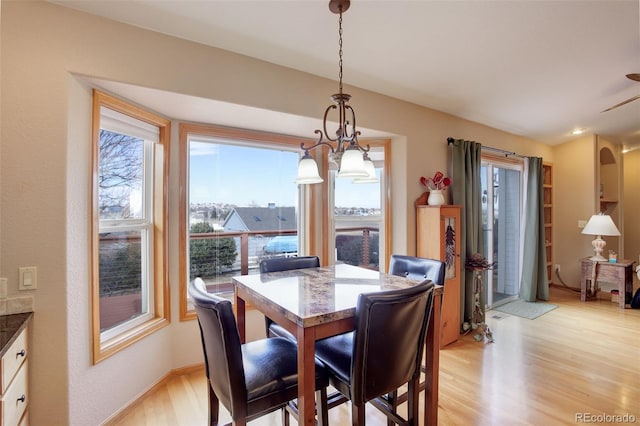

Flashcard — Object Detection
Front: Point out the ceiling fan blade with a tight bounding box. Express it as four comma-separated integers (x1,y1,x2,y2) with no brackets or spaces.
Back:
601,94,640,112
626,73,640,82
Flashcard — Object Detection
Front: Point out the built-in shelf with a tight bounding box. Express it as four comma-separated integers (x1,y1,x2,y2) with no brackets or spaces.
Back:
599,199,618,213
543,162,553,283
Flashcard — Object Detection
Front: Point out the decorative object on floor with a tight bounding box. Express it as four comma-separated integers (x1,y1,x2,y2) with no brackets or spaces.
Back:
420,172,451,205
581,213,620,261
631,287,640,309
493,299,557,320
295,0,377,184
464,252,495,343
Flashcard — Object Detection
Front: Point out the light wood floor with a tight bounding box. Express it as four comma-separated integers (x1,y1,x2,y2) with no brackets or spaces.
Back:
107,287,640,425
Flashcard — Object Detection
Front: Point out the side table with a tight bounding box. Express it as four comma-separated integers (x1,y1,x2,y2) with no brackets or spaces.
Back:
580,258,635,308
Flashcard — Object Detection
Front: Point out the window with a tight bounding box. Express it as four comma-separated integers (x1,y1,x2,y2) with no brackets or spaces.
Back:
179,124,307,320
91,90,170,363
327,141,391,271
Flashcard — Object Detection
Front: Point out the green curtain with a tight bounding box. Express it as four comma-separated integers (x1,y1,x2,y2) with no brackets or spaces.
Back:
519,157,549,301
450,139,483,324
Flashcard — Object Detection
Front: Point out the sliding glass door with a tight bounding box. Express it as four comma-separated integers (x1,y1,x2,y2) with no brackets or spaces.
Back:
481,158,523,308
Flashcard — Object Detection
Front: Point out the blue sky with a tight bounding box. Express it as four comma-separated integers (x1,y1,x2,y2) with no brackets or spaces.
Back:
189,142,297,206
189,141,380,208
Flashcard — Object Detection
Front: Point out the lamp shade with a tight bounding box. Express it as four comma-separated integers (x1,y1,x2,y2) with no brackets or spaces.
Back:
336,147,367,178
581,214,620,236
295,154,323,184
352,158,378,183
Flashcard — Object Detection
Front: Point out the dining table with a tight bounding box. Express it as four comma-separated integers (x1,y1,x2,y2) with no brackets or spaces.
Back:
233,263,443,426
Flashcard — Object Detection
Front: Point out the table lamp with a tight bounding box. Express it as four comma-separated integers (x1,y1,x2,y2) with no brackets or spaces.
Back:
581,213,620,261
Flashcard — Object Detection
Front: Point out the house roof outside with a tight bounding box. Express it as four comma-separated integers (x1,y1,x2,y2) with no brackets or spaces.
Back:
222,205,297,232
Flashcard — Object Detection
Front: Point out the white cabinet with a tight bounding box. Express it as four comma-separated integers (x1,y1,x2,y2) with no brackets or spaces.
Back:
0,314,31,426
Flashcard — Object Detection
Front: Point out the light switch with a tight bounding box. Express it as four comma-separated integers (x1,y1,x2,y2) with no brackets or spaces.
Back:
18,267,37,291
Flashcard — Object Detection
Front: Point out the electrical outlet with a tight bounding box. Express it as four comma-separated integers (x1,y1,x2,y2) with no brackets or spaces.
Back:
578,220,587,228
555,264,560,272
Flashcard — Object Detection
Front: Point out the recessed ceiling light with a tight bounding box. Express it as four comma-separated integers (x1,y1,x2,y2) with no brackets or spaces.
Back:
572,129,584,135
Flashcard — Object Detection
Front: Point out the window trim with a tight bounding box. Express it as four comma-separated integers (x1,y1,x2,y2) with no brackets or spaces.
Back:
91,90,171,364
178,123,315,321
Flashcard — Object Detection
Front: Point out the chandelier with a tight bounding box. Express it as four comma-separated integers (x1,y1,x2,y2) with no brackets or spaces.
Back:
295,0,377,185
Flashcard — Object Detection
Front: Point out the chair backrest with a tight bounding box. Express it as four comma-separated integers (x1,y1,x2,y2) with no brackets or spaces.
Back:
389,254,446,285
259,256,321,336
189,278,248,418
350,280,435,404
259,255,320,273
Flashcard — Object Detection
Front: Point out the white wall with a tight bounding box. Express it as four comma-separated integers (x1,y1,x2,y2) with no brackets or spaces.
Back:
1,2,553,425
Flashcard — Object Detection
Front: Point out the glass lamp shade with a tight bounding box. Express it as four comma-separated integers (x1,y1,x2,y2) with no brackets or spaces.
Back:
352,158,379,183
336,147,367,178
295,155,323,184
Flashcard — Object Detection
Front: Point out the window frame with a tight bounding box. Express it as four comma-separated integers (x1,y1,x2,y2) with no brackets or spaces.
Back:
91,90,171,364
179,123,315,321
323,139,392,271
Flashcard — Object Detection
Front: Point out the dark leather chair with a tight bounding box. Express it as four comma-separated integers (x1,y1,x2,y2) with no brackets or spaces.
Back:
387,254,445,424
314,280,435,426
189,278,328,426
259,255,320,274
259,256,320,340
388,254,446,285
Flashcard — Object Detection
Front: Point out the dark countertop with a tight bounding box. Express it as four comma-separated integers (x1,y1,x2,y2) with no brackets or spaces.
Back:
0,312,33,358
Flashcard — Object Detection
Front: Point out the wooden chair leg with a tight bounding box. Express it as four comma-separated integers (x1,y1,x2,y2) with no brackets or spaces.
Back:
352,402,366,426
407,378,419,425
208,384,219,426
316,388,329,426
386,390,397,426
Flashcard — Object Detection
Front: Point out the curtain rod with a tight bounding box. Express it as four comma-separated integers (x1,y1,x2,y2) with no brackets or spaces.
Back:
447,137,527,159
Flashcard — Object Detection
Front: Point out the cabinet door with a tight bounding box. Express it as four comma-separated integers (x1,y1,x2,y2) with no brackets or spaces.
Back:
439,207,461,346
1,328,27,393
417,206,461,347
2,361,28,426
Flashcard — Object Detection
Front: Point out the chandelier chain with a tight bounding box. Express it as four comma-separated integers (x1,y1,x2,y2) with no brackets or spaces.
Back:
338,11,343,94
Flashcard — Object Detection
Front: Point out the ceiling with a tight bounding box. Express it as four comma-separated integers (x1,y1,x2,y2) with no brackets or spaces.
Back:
52,0,640,146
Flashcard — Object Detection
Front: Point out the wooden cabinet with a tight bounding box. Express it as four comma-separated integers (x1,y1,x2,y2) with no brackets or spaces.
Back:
543,163,553,283
0,314,31,426
416,205,461,347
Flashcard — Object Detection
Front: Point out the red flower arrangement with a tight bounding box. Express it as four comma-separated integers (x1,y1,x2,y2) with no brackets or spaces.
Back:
420,171,452,191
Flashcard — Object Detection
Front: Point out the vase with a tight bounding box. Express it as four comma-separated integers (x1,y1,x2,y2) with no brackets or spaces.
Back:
427,189,445,206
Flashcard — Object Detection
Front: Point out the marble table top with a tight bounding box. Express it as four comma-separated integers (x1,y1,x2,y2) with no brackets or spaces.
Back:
233,263,429,328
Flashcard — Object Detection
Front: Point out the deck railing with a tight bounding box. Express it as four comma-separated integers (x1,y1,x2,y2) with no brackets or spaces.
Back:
99,225,379,300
